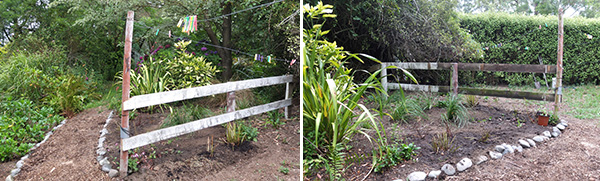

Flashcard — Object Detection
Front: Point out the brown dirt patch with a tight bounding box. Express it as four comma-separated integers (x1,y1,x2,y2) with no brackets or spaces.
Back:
316,93,596,180
103,103,300,181
15,107,111,180
446,114,600,180
0,160,17,178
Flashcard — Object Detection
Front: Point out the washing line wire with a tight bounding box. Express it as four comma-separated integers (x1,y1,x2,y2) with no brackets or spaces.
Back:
196,0,284,22
137,23,293,63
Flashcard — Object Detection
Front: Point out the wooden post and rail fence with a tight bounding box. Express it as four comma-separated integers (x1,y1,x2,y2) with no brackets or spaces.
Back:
381,8,565,108
379,62,561,102
119,11,292,176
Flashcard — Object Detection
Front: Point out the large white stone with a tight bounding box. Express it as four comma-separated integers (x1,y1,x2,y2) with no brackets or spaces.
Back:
489,151,503,159
476,155,488,165
513,145,523,153
427,170,442,179
542,131,552,138
407,171,427,181
533,136,545,142
552,127,562,137
108,169,119,178
494,145,505,152
502,143,514,154
560,119,568,126
556,124,566,131
552,131,560,137
518,139,530,148
527,139,536,147
456,158,473,172
441,164,456,175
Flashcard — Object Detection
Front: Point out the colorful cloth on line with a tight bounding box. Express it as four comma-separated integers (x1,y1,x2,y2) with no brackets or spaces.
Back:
177,15,198,34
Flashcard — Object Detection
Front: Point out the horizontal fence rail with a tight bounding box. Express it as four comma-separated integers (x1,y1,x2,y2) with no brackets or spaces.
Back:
122,99,291,150
381,62,557,102
382,62,557,74
388,83,555,101
123,75,293,111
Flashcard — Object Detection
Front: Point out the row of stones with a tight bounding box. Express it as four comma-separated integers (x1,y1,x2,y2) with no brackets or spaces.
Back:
96,111,119,178
403,119,569,181
6,119,68,181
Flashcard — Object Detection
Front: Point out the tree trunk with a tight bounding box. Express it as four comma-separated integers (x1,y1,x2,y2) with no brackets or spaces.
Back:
221,2,233,82
200,2,233,82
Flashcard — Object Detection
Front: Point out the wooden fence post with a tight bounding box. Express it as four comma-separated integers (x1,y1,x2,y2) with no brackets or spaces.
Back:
381,63,388,99
120,10,134,177
451,63,458,96
555,8,564,114
227,92,236,113
284,82,290,119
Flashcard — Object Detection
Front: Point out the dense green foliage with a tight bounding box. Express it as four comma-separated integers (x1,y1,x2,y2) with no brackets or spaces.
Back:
165,41,219,89
0,98,63,161
303,3,420,179
460,12,600,85
305,0,482,64
373,143,420,172
457,0,600,18
0,47,99,117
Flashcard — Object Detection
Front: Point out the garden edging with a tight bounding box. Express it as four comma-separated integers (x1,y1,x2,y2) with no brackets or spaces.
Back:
401,119,570,181
5,118,68,181
95,111,118,178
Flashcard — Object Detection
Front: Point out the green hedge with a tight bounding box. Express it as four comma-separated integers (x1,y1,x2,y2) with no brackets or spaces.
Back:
459,12,600,85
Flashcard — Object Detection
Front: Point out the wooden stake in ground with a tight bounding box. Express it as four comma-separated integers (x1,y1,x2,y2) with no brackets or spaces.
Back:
555,8,564,114
120,10,134,177
451,63,458,96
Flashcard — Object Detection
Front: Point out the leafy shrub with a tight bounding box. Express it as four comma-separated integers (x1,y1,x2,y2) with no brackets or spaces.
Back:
266,110,285,129
165,41,219,90
239,121,259,142
374,143,420,172
45,74,97,117
0,49,99,116
0,51,65,103
0,98,63,161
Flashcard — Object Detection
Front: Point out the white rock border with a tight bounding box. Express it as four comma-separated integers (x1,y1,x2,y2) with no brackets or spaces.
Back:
96,111,119,178
405,119,569,179
5,118,68,181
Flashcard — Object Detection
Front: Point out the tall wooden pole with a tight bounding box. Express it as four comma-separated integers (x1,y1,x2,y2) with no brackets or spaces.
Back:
451,63,458,96
120,11,134,177
555,8,563,114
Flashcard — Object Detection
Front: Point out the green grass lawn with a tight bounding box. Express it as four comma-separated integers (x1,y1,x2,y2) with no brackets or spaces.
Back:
563,84,600,120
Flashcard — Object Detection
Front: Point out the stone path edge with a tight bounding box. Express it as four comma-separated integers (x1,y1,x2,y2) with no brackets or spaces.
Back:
5,118,69,181
401,119,570,181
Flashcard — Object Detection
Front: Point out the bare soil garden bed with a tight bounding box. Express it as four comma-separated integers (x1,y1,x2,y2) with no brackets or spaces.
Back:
103,101,301,180
317,92,556,180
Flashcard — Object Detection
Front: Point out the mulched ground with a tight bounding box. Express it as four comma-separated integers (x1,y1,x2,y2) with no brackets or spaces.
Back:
103,101,301,181
4,99,300,180
308,93,600,180
15,107,111,180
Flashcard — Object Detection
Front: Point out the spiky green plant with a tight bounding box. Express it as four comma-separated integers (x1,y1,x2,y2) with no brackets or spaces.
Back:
441,95,470,127
302,2,418,178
